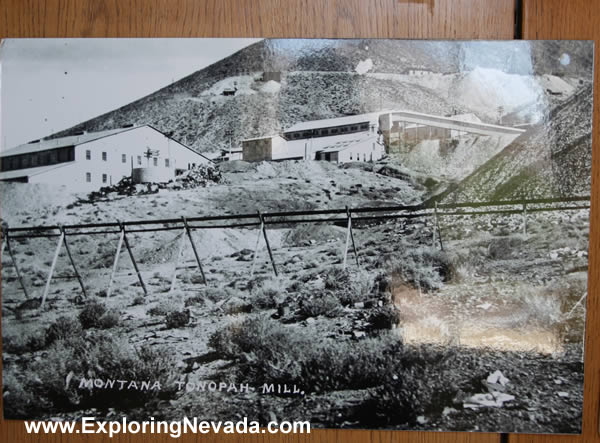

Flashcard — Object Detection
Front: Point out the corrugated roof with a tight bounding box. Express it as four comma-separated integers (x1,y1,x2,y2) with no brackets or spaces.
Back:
0,126,144,157
0,162,73,180
240,134,284,142
284,112,381,133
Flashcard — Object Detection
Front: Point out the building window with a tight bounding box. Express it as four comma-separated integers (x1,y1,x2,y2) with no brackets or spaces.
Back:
102,152,107,161
350,153,353,160
86,150,91,160
86,172,91,182
137,156,142,165
102,174,107,183
350,126,358,131
153,157,158,167
165,158,170,168
321,129,329,135
341,127,348,132
122,154,127,163
331,128,339,134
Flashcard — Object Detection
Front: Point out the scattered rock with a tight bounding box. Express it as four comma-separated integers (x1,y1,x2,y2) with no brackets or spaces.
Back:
353,330,366,338
464,392,515,409
487,370,509,386
442,407,458,416
85,165,223,201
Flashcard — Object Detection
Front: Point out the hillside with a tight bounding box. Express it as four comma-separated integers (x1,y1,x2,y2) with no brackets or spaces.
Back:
390,133,520,181
47,39,589,155
440,84,593,203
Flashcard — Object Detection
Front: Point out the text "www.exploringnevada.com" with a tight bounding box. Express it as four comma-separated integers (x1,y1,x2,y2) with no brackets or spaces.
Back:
25,417,311,438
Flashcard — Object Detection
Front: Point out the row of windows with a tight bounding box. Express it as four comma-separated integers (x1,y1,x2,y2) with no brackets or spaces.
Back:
286,123,372,140
1,146,75,172
86,150,110,161
86,150,170,167
86,172,109,184
2,146,176,174
349,152,370,161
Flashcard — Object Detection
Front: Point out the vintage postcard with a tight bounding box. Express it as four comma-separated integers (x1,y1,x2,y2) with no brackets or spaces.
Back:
0,38,593,433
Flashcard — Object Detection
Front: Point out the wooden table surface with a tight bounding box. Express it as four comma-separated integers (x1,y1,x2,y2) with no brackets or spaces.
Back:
0,1,598,442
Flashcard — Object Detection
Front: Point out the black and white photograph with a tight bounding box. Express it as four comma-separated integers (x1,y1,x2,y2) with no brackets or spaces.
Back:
0,38,593,433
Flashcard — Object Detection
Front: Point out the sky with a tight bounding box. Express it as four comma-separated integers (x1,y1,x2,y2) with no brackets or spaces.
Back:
0,38,260,150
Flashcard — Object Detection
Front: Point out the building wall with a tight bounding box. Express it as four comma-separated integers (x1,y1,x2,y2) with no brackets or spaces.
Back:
262,71,281,82
318,141,385,164
242,138,273,162
21,126,209,191
403,125,452,141
271,136,299,161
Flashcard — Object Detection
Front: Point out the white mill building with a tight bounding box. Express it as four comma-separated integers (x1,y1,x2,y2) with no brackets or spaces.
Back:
0,125,212,191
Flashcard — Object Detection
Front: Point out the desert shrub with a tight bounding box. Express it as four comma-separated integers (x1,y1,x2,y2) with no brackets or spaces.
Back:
366,305,400,330
2,371,38,419
304,260,319,269
382,245,454,292
184,295,205,307
251,278,288,309
209,316,409,393
147,300,179,317
487,235,527,260
299,293,342,318
3,328,46,354
97,309,120,329
203,287,235,302
374,273,392,294
514,285,563,330
132,296,145,306
222,297,252,315
422,177,439,190
78,300,107,329
324,267,350,290
45,316,82,346
21,332,180,414
323,268,377,306
286,280,303,292
78,300,120,329
165,309,190,329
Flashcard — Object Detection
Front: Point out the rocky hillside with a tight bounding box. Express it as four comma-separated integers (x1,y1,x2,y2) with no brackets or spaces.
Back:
440,84,593,203
48,39,590,154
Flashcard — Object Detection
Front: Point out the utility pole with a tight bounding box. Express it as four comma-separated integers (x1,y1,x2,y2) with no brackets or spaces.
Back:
224,129,233,157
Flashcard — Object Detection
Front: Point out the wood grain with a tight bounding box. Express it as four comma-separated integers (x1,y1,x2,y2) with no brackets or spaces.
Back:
0,0,515,39
512,1,600,443
0,0,598,442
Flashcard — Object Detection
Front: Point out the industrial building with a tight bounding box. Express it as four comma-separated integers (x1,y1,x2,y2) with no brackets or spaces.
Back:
242,113,385,163
240,109,526,163
379,110,526,152
0,125,211,190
